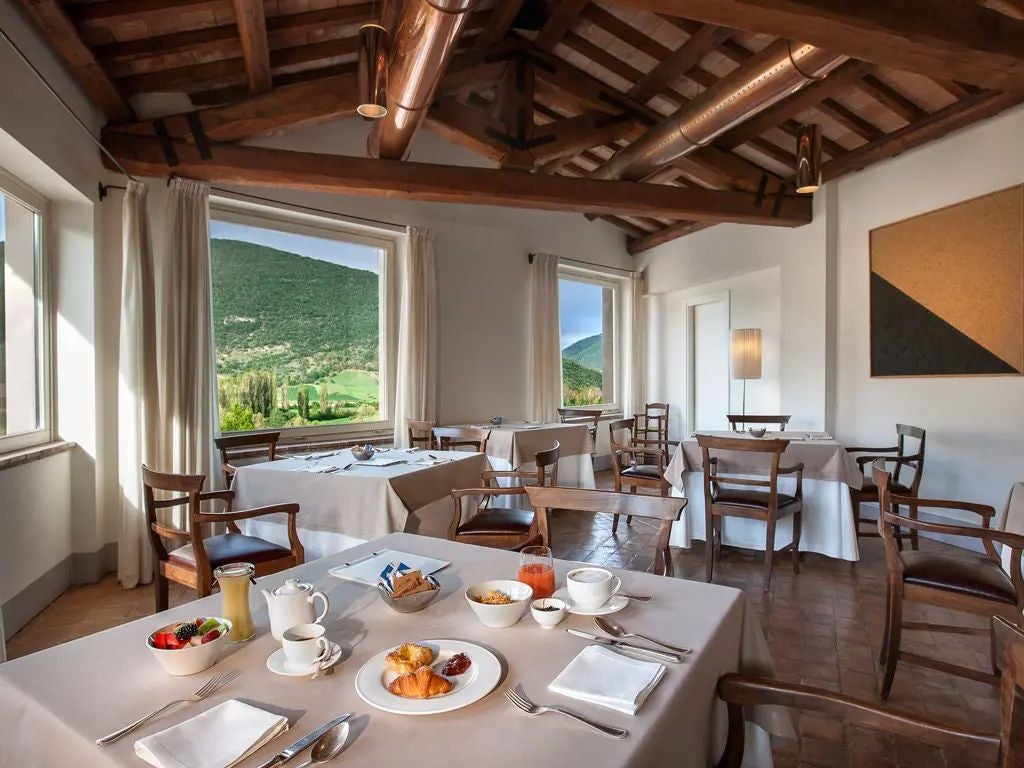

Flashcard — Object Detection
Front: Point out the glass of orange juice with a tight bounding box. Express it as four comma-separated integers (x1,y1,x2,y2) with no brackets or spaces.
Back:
518,545,555,599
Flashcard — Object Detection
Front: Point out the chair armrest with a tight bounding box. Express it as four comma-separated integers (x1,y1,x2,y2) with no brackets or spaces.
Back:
199,490,235,503
856,454,916,469
882,510,1022,548
151,522,190,541
846,446,899,454
196,503,299,523
896,497,996,525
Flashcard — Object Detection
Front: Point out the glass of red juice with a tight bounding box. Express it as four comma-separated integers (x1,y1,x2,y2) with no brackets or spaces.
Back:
518,545,555,599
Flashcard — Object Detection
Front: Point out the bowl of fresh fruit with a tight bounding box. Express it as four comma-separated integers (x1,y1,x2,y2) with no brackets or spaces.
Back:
147,617,232,676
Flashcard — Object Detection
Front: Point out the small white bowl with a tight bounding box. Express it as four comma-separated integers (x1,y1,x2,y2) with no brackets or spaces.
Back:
530,598,567,629
465,580,533,628
147,619,232,676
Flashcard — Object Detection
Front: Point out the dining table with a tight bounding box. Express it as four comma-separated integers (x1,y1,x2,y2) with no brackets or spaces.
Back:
664,431,864,561
233,448,490,560
460,421,596,486
0,532,793,768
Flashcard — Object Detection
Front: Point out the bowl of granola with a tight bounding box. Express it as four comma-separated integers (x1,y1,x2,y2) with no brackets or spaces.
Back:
465,580,533,628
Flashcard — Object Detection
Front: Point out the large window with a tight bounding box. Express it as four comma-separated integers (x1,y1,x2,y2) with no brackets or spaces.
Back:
0,169,48,453
210,204,395,436
558,268,619,408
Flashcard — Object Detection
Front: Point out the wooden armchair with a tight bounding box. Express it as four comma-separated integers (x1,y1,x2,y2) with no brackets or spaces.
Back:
556,408,600,447
714,618,1024,766
526,485,685,577
408,419,435,450
874,460,1024,699
725,414,790,432
214,430,281,489
698,434,803,592
143,465,303,612
432,426,490,453
448,442,560,550
608,417,671,534
848,423,926,549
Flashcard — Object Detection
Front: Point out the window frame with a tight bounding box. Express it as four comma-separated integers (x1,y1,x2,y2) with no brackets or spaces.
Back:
209,198,400,442
0,165,52,455
557,263,623,412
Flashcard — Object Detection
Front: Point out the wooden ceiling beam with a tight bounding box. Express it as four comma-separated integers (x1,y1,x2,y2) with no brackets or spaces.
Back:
12,0,133,121
102,132,813,225
70,0,226,26
477,0,526,48
629,24,733,103
599,216,652,239
424,99,509,163
231,0,272,93
817,97,884,142
529,112,642,164
628,221,716,254
534,0,590,51
857,74,928,124
608,0,1024,92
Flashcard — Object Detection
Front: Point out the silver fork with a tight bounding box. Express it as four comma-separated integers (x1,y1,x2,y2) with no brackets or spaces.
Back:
504,687,628,739
96,668,241,745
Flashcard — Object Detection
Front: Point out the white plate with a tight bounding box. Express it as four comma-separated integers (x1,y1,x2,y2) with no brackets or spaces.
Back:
266,642,342,677
552,587,629,616
354,639,501,715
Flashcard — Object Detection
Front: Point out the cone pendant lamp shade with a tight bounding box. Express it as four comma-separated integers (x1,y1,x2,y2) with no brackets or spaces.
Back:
795,124,822,194
358,23,388,119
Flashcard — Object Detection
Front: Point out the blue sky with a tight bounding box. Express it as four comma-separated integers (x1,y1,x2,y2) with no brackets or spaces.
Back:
559,278,603,349
210,220,380,273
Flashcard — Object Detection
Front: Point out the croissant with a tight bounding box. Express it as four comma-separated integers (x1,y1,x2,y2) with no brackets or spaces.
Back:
386,642,434,674
387,666,453,699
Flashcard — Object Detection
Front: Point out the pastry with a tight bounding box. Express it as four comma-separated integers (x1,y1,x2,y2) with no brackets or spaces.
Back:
387,666,453,699
390,570,437,598
385,642,434,674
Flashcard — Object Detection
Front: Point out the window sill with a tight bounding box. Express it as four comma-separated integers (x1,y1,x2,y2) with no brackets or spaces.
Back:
0,440,75,471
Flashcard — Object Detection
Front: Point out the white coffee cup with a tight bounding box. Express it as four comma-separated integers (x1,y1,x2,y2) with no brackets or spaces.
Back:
566,567,621,610
282,623,330,669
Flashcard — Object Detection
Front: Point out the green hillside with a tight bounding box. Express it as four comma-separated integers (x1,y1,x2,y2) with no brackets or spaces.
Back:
562,333,603,370
562,358,601,389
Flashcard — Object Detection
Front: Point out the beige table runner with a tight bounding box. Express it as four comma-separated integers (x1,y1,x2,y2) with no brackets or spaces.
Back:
463,422,593,466
0,533,791,768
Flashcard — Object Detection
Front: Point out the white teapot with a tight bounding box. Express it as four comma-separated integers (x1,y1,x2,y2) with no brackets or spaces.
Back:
262,578,330,640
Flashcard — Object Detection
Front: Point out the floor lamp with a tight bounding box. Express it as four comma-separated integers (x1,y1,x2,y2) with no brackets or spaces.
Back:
730,328,762,418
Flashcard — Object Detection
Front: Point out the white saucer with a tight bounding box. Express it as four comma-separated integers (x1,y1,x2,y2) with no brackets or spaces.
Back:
552,587,629,616
266,641,342,677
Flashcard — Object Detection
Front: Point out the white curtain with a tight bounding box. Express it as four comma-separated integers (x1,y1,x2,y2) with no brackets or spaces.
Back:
626,270,647,418
117,181,159,588
393,227,437,447
528,253,562,423
157,178,217,506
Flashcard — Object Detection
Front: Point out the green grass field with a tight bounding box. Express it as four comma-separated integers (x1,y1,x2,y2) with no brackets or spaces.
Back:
286,369,379,404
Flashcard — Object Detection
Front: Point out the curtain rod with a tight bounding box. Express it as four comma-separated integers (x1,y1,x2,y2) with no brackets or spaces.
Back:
528,253,636,275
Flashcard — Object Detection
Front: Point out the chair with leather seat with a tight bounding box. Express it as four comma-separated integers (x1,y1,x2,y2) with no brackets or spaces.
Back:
143,465,304,612
847,423,926,549
698,434,804,592
608,417,670,534
447,443,560,550
874,460,1024,699
214,430,281,490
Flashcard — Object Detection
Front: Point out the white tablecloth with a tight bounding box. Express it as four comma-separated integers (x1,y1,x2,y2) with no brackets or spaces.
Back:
665,433,862,561
0,533,792,768
461,421,597,488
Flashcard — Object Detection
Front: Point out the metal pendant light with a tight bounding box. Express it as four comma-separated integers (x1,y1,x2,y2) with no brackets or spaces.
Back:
795,123,822,194
357,22,388,119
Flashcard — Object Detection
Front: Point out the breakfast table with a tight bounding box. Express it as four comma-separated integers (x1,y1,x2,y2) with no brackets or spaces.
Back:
0,532,792,768
233,449,490,560
458,421,596,488
664,431,863,561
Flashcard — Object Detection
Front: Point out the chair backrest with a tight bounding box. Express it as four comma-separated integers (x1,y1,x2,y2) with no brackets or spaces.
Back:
432,426,490,453
141,465,206,563
533,441,561,486
557,408,600,435
696,434,790,508
408,419,435,450
214,430,281,487
526,485,685,576
725,414,791,432
893,423,926,492
607,417,636,474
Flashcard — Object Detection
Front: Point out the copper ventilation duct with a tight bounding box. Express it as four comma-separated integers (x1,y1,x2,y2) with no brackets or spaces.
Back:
367,0,478,160
591,41,848,182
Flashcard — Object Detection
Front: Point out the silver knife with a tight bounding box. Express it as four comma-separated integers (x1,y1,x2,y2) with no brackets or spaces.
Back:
254,714,351,768
566,629,684,663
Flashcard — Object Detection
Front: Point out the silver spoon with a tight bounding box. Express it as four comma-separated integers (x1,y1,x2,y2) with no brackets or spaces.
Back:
595,616,692,655
294,722,349,768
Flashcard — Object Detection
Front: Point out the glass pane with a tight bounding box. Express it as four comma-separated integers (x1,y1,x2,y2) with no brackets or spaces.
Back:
0,192,42,438
559,278,611,405
210,219,383,432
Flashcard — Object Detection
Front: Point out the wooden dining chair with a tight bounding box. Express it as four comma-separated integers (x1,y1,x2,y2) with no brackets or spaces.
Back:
214,430,281,489
725,414,790,432
526,486,685,577
608,417,671,534
698,434,803,592
432,426,490,453
142,465,304,612
407,419,435,450
636,403,670,462
874,459,1024,699
848,423,926,549
556,408,600,447
448,443,560,550
714,615,1024,768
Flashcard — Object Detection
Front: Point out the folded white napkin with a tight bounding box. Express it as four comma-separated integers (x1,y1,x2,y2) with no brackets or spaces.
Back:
548,645,666,715
134,699,288,768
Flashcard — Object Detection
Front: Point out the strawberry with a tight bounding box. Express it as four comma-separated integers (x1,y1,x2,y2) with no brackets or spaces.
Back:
152,631,182,650
200,629,221,644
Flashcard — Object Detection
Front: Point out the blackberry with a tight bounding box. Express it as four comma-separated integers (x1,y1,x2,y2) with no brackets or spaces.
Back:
174,622,198,642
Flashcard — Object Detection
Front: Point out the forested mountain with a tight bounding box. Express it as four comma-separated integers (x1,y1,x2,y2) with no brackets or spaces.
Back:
562,333,603,370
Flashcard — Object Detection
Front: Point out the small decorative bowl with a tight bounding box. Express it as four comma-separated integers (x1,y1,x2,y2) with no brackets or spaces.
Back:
351,444,377,461
530,598,567,629
748,428,768,438
465,580,533,628
147,618,232,676
489,416,504,426
376,582,441,613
